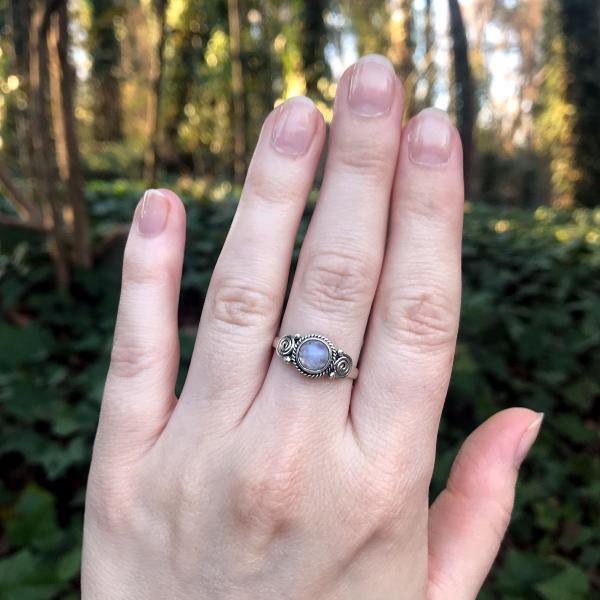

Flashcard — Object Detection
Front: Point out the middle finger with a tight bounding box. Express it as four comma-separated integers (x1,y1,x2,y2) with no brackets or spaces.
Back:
258,55,404,427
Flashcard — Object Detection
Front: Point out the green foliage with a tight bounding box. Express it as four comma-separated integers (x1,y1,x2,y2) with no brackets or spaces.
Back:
434,203,600,598
1,184,599,598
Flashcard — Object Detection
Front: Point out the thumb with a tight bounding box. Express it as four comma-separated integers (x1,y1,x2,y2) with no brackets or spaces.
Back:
427,408,543,600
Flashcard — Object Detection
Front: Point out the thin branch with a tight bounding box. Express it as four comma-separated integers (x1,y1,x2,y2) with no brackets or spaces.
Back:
93,224,130,258
0,213,48,232
0,163,37,221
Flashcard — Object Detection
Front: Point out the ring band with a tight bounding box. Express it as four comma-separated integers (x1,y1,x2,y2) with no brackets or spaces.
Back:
273,334,358,380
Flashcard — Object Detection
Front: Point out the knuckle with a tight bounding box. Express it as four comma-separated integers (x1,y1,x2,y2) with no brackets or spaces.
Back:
488,496,513,543
333,135,396,177
301,250,375,315
210,277,277,330
85,468,137,533
355,460,426,527
87,492,130,533
244,167,299,207
109,341,142,380
427,566,454,600
401,183,444,219
446,446,514,546
401,180,463,221
379,285,457,350
233,462,303,533
356,481,403,525
108,333,166,380
171,461,204,515
122,250,171,289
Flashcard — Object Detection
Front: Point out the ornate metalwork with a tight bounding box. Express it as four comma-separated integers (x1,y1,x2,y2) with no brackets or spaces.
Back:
276,335,295,358
332,353,352,378
274,333,357,380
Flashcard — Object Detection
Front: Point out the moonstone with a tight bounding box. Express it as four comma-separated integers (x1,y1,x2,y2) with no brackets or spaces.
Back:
297,339,330,373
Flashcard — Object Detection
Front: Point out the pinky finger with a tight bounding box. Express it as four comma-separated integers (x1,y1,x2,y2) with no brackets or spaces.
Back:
97,189,186,461
427,408,544,600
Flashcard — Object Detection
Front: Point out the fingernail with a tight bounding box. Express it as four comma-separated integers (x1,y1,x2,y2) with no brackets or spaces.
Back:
137,189,169,236
408,108,453,166
272,97,318,156
348,55,395,117
514,413,544,467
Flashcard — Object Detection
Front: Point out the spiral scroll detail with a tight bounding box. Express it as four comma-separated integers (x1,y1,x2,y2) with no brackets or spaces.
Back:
333,353,352,378
277,336,295,357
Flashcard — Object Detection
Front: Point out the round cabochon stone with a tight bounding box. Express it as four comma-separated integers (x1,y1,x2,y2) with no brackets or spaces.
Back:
297,338,331,373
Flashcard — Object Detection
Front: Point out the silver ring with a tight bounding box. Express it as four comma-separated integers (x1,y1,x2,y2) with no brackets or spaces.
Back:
273,334,358,380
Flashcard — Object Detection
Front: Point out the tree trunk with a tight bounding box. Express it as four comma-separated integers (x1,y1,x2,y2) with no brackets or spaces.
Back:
48,0,92,268
388,0,416,117
423,0,435,107
143,0,168,188
260,2,276,111
163,3,211,167
388,0,414,81
163,22,195,154
8,1,37,190
89,0,123,141
301,0,328,99
448,0,475,198
227,0,247,185
2,3,35,223
30,0,70,289
557,0,600,206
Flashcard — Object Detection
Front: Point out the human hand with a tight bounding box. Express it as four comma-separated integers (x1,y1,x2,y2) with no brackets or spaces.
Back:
82,55,542,599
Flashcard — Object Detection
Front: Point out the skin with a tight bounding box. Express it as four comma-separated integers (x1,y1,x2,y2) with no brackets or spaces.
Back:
81,55,543,599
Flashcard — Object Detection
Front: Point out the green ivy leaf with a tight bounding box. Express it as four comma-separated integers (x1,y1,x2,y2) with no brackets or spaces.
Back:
535,565,590,600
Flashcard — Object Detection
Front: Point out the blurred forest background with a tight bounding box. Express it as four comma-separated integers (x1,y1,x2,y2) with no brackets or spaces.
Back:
0,0,599,598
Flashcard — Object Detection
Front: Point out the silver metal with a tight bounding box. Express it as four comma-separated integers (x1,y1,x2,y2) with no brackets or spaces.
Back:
273,334,358,380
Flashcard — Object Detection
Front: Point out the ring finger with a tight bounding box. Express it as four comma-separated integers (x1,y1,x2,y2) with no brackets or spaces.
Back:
353,108,464,461
170,96,326,434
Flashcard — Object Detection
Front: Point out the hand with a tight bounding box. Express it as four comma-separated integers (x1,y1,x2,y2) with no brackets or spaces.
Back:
82,55,542,600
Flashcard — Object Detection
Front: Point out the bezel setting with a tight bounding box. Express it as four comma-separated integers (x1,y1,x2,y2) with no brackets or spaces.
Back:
276,334,354,379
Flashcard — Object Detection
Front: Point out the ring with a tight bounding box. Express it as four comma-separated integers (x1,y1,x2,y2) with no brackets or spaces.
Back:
273,334,358,380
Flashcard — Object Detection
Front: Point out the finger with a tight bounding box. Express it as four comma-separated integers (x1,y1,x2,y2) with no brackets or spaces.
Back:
97,189,186,460
352,108,464,455
428,408,543,600
173,97,325,430
258,55,404,427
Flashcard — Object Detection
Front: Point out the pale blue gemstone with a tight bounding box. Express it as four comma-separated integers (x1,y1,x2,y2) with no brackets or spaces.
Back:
297,339,330,373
